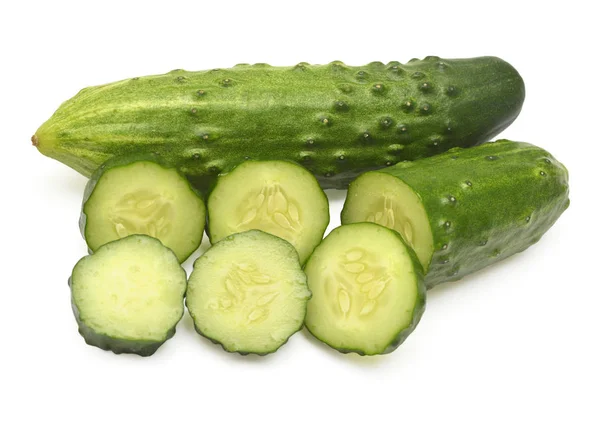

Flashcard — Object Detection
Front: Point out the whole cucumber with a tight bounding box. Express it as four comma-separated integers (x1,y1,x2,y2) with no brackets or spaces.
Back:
33,56,525,190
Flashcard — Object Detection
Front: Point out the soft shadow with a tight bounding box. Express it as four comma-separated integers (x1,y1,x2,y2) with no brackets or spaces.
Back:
35,166,88,195
426,249,532,299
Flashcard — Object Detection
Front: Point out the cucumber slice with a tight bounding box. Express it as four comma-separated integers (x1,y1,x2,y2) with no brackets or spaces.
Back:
70,235,187,357
80,155,206,263
186,230,311,355
304,223,425,356
341,140,570,288
207,160,329,263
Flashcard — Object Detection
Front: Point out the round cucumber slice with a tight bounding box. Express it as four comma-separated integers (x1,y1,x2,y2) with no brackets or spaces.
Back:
81,156,206,263
304,223,426,356
207,160,329,264
186,230,311,355
70,235,187,357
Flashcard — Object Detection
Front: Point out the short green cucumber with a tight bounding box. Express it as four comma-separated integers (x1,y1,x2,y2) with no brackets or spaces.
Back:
341,140,570,289
186,230,311,355
304,223,426,355
80,154,206,263
70,235,187,356
207,160,329,263
33,56,525,190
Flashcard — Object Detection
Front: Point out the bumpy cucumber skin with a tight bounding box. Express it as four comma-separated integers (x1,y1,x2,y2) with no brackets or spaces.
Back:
79,154,206,262
69,235,186,357
305,223,426,356
344,140,570,289
186,230,310,356
34,56,525,191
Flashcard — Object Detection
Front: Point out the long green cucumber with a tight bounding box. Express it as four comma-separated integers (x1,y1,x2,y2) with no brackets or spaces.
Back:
341,140,569,288
33,56,525,190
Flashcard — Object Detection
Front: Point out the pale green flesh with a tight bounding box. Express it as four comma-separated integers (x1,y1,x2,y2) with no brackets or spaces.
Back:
305,224,419,355
341,172,433,271
207,161,329,264
84,161,205,262
186,230,311,354
71,235,187,342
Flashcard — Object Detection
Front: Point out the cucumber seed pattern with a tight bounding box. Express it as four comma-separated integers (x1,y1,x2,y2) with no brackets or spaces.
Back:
327,248,391,318
366,196,414,247
235,184,302,234
209,263,280,325
109,191,173,238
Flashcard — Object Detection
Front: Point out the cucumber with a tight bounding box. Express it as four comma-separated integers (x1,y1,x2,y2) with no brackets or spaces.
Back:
70,235,187,356
304,223,425,355
80,155,206,263
341,140,570,289
186,230,311,355
207,160,329,263
33,56,525,190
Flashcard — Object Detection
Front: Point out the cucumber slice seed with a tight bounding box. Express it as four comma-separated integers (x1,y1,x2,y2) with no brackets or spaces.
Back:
207,160,329,263
341,172,434,271
186,230,311,355
81,159,206,263
304,223,426,356
70,235,187,356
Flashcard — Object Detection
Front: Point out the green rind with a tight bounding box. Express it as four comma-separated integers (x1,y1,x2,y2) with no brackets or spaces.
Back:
79,154,206,262
304,222,426,356
342,140,570,289
69,235,186,357
185,229,310,356
35,56,525,191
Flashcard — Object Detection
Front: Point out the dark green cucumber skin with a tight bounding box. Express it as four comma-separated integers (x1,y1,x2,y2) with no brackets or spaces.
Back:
343,140,570,289
79,154,206,261
305,223,426,356
34,56,525,191
70,277,178,357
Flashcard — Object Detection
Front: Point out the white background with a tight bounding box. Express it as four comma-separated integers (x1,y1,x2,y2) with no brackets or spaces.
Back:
1,1,598,420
